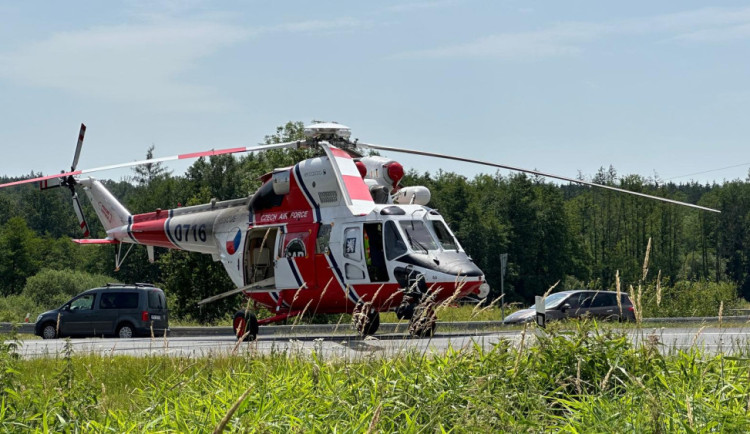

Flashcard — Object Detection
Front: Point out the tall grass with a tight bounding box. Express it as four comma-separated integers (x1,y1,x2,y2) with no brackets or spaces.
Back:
2,321,750,431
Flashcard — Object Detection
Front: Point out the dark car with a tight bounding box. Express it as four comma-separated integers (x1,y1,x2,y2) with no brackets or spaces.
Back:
502,290,634,324
34,283,169,339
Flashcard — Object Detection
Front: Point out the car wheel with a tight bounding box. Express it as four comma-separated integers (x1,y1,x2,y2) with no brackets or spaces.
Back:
42,323,57,339
117,323,134,339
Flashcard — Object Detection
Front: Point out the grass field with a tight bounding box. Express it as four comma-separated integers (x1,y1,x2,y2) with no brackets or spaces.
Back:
3,321,750,432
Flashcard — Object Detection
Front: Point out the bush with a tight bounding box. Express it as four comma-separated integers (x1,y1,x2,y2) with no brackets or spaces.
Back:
21,269,115,311
640,281,740,318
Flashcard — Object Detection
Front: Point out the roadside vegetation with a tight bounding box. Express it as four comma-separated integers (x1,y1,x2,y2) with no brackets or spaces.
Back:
3,321,750,431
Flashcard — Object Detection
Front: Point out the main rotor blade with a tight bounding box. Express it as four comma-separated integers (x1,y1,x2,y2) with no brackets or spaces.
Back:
71,123,86,171
0,140,305,189
357,142,721,213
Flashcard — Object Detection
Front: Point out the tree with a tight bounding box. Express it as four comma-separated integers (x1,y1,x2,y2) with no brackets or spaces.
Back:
131,145,171,187
0,217,41,295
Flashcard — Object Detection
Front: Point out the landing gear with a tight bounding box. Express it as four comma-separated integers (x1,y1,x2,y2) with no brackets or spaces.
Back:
353,302,380,337
233,310,259,341
408,302,437,338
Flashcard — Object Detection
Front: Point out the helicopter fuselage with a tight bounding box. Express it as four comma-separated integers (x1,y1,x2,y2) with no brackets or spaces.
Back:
81,147,485,317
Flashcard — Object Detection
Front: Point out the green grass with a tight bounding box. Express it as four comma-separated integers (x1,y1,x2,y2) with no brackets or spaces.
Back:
3,321,750,432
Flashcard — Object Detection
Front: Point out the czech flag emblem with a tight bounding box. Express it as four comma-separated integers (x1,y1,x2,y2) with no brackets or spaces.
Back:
226,228,241,255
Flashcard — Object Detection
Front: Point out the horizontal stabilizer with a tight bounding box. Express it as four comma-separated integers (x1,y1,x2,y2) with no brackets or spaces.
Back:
72,238,120,244
39,178,63,190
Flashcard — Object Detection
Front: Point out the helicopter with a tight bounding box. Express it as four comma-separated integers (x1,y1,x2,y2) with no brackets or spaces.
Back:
0,122,720,339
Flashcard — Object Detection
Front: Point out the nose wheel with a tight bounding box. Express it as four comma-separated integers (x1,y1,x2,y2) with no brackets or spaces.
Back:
353,302,380,337
396,291,438,338
408,301,437,338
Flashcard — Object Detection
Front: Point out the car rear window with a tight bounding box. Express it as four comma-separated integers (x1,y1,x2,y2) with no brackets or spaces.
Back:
100,292,139,309
590,292,617,308
148,290,165,309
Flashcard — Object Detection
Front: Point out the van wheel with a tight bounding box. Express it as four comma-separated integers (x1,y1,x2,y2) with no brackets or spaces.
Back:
117,323,134,339
233,311,259,341
42,323,58,339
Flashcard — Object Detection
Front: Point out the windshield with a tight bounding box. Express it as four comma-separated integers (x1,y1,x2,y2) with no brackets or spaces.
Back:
529,292,570,310
384,221,408,260
399,220,438,253
428,220,458,250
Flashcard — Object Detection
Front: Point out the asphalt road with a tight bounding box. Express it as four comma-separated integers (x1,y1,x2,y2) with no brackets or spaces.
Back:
13,326,750,359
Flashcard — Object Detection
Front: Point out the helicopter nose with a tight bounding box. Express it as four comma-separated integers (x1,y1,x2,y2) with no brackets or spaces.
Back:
434,252,484,277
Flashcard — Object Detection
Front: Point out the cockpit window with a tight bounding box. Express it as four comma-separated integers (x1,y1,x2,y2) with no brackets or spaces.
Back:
429,220,458,250
399,220,438,253
384,221,408,260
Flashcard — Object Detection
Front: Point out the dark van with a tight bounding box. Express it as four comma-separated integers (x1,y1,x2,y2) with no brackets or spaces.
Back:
34,283,169,339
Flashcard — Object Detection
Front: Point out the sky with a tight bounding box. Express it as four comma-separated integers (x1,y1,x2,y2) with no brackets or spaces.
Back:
1,1,749,188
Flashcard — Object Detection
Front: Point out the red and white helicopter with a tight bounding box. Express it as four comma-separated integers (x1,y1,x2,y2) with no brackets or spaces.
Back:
0,122,720,339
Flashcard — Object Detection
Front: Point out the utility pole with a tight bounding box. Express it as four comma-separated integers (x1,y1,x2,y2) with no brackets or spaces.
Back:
500,253,508,320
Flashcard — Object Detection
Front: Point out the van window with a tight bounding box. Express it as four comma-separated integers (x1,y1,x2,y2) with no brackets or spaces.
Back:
590,292,617,308
149,291,165,309
71,294,95,310
100,292,139,309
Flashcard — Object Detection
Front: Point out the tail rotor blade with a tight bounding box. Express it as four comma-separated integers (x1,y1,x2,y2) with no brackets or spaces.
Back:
356,142,721,214
71,192,90,238
71,123,86,171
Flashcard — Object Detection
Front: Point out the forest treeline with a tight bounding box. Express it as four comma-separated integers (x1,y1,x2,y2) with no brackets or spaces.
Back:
1,122,749,322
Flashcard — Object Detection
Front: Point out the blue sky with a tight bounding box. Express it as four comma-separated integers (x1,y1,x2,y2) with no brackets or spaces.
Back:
1,1,749,187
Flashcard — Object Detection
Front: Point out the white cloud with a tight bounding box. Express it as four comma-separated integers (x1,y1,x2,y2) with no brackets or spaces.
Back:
0,19,250,112
398,6,750,60
0,15,363,112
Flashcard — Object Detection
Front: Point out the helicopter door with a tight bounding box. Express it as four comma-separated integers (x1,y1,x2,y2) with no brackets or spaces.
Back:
363,223,388,282
341,225,369,283
243,227,278,286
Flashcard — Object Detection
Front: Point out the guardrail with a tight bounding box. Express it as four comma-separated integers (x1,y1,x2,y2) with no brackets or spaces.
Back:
3,316,750,337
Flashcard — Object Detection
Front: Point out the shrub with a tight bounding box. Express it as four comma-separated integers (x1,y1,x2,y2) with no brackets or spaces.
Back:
21,269,115,311
640,280,740,318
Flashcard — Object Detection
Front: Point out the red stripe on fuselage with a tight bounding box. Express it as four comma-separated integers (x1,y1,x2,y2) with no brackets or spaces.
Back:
130,211,175,248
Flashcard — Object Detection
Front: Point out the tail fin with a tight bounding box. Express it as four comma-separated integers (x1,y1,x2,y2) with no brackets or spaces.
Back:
78,178,131,231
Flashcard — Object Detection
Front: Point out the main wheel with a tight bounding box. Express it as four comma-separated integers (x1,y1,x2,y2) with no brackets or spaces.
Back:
117,323,134,339
42,322,58,339
233,311,259,341
353,303,380,337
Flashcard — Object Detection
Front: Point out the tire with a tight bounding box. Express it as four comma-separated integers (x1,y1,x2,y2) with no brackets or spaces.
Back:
42,322,58,340
363,311,380,336
117,323,134,339
233,311,259,341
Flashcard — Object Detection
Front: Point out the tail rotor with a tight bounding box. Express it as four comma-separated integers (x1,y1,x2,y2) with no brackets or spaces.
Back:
67,124,91,238
37,124,92,238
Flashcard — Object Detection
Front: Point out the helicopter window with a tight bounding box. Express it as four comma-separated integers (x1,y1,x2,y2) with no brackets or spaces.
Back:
384,221,407,260
399,220,438,254
429,220,458,251
344,227,361,260
316,224,332,254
